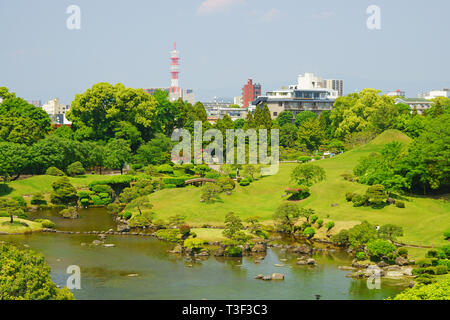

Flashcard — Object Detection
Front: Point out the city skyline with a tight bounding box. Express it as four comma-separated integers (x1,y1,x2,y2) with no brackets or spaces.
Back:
1,0,449,105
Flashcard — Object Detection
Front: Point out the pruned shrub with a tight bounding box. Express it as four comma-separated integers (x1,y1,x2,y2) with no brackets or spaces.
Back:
224,246,243,257
179,224,191,236
31,193,47,206
316,218,324,228
395,201,405,208
91,184,113,195
12,196,27,208
46,167,65,176
345,192,356,202
216,177,235,193
183,238,205,253
239,178,252,187
285,185,310,200
444,231,450,240
356,252,367,261
67,161,85,177
325,221,335,231
341,173,354,182
303,227,315,239
298,156,312,163
417,258,433,267
352,194,367,207
205,172,220,179
162,177,188,187
156,164,174,174
156,229,180,242
35,219,55,229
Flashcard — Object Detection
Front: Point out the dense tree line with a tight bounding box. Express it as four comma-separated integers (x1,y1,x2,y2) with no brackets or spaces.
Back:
0,84,448,195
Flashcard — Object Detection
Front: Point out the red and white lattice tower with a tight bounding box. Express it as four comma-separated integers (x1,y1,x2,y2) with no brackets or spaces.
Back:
170,42,181,97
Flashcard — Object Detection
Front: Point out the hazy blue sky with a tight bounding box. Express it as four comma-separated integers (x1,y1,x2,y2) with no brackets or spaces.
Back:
1,0,449,104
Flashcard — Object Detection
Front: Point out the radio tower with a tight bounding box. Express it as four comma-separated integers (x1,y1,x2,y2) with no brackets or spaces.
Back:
170,42,181,100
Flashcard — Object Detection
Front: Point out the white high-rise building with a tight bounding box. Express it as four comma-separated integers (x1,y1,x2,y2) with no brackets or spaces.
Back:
41,98,71,124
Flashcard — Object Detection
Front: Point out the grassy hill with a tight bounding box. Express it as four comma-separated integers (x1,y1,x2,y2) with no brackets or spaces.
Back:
146,130,449,247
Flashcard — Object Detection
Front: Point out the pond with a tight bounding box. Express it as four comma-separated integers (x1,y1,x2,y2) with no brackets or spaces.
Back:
2,208,408,300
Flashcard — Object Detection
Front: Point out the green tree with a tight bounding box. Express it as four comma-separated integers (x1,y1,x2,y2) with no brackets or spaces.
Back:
0,198,24,224
50,177,78,206
66,83,158,142
0,91,51,144
66,161,85,177
378,224,404,241
392,277,450,300
291,163,326,187
297,118,326,151
277,111,294,127
0,142,29,182
223,212,244,239
300,208,315,222
136,133,172,165
403,114,450,193
103,139,132,174
279,123,298,148
347,221,377,248
366,239,396,259
273,202,300,235
365,184,388,207
295,111,317,128
200,183,221,203
0,243,74,300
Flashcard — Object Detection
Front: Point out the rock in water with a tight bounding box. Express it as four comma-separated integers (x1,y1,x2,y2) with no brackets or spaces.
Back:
102,244,115,248
251,243,266,253
271,273,285,280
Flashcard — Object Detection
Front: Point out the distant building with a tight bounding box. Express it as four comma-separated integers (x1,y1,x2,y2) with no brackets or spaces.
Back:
41,98,71,124
323,79,344,97
26,100,42,108
143,87,196,104
290,73,343,97
419,89,449,100
386,90,406,97
242,79,261,108
395,98,433,115
203,98,248,121
251,74,337,119
233,96,243,107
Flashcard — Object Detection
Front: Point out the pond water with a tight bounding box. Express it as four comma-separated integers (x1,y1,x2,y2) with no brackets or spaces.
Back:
2,208,408,300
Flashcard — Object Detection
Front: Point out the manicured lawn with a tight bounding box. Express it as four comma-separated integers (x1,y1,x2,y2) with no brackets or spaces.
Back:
1,174,114,199
0,217,43,234
146,130,450,247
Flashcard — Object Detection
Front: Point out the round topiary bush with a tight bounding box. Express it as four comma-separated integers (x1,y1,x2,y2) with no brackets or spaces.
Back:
46,167,65,176
35,219,55,229
303,227,316,239
67,161,85,177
